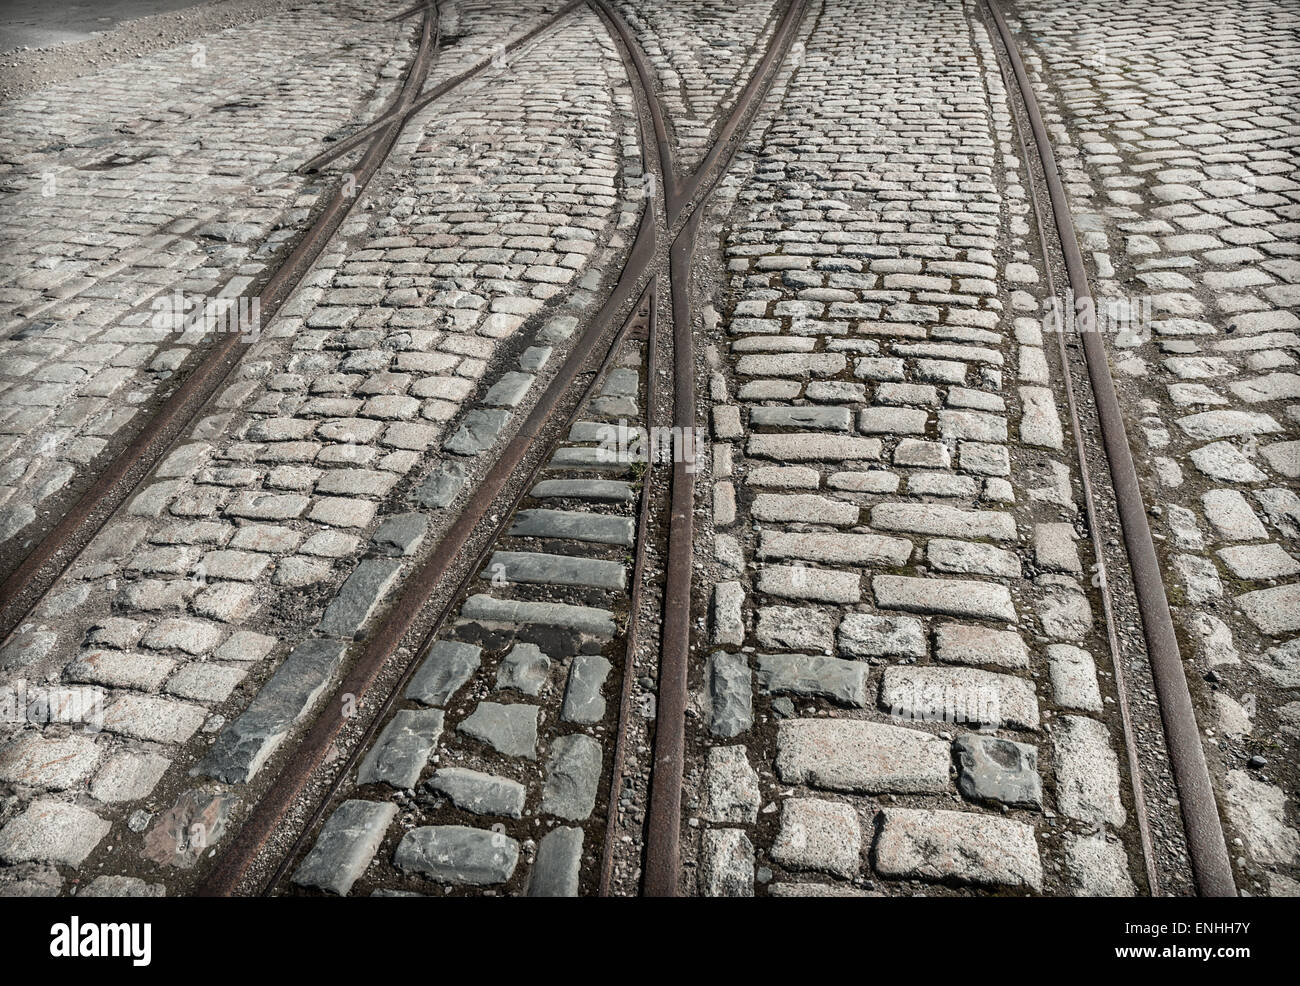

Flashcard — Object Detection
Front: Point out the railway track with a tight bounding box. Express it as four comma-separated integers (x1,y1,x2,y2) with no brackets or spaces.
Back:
0,0,1265,901
299,1,588,176
663,0,1239,898
0,4,442,640
0,1,590,631
198,0,810,897
1,0,650,897
982,0,1234,896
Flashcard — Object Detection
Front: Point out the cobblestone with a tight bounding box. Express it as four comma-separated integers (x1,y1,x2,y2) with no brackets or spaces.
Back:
954,734,1042,809
775,718,949,794
406,641,482,708
699,828,755,897
0,800,110,868
357,709,445,790
874,808,1042,891
708,651,753,738
1054,716,1125,827
538,732,603,822
292,800,397,897
4,0,1292,901
427,768,527,819
756,653,870,707
527,827,583,897
199,639,346,783
881,665,1039,731
393,825,520,886
872,575,1016,622
458,702,540,761
703,746,761,824
770,798,861,880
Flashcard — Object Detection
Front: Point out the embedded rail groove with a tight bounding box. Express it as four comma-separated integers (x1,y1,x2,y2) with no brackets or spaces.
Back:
0,6,442,643
985,0,1235,897
598,284,662,896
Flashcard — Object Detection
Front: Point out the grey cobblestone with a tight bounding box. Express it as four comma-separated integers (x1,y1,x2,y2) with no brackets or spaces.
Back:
527,826,583,897
756,653,870,707
560,654,612,724
405,640,482,709
703,746,761,824
708,651,753,738
954,734,1042,809
199,639,346,783
357,709,444,790
458,702,540,760
427,768,527,819
540,734,602,821
1016,0,1300,891
699,828,755,897
393,825,520,886
293,800,397,897
872,575,1016,622
770,797,861,880
0,800,110,868
881,665,1039,731
1054,715,1125,828
775,718,950,794
874,808,1042,891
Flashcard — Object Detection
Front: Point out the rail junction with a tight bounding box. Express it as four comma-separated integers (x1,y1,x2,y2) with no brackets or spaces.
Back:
0,0,1296,900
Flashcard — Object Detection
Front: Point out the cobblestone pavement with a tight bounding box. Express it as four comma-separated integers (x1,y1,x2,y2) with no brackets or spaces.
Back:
0,0,1295,900
0,1,634,897
612,0,782,167
293,316,650,898
423,1,572,91
1012,0,1300,897
0,1,418,551
689,0,1146,897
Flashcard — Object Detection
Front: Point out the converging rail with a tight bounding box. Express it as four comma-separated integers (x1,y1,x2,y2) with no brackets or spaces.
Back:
0,0,1271,901
0,5,442,641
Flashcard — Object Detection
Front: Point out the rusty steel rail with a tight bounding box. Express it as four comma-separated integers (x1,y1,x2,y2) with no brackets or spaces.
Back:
978,0,1159,895
673,0,806,215
0,5,441,645
202,0,807,897
590,0,680,215
986,0,1236,897
645,210,702,898
640,0,809,898
598,283,660,896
